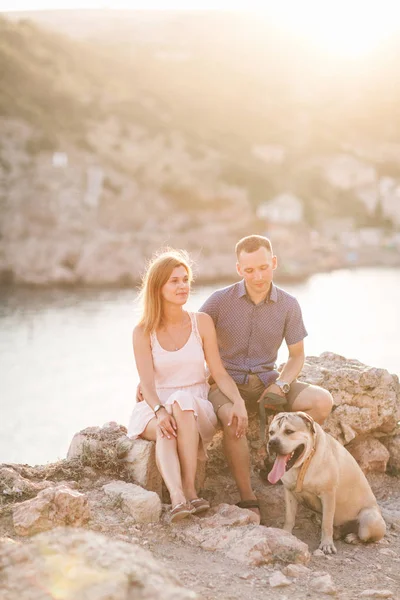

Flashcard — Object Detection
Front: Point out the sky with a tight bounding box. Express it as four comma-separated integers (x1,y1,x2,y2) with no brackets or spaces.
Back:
1,0,400,58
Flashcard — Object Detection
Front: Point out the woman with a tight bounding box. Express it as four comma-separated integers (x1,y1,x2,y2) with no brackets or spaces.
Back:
128,249,248,522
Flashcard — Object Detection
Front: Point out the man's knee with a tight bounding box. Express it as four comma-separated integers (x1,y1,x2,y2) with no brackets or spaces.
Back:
292,385,333,423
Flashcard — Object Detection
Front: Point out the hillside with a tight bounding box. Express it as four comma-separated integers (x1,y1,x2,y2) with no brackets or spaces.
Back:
1,12,400,285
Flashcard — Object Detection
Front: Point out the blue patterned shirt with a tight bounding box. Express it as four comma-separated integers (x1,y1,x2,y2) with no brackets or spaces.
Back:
199,280,308,387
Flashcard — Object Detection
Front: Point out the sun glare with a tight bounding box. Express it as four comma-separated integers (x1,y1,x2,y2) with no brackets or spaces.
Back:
268,0,400,58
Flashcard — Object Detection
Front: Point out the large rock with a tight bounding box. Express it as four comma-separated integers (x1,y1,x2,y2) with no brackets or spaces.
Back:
301,353,399,443
12,484,90,536
0,528,198,600
123,438,163,496
102,481,161,523
175,504,310,566
346,437,390,473
382,434,400,472
0,466,54,500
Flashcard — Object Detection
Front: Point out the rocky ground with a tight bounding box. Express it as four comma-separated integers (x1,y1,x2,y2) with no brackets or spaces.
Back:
1,353,400,599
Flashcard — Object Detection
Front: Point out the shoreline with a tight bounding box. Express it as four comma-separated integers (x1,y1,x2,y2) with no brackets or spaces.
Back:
0,261,399,291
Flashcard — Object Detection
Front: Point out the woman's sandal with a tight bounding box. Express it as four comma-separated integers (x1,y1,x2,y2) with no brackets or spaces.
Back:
189,497,210,514
170,501,194,523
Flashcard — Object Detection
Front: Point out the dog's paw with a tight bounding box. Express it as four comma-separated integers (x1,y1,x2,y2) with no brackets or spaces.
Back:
344,533,359,545
319,540,337,554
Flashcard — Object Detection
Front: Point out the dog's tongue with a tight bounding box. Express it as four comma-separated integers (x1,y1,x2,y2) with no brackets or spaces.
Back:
268,454,291,484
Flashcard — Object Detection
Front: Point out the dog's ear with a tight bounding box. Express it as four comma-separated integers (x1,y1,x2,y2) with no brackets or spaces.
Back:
296,411,316,434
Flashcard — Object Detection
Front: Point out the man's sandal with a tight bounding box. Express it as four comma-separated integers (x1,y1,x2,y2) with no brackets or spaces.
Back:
236,500,260,512
189,497,210,514
170,501,194,523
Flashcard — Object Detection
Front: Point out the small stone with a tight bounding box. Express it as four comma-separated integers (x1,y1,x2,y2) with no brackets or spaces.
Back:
313,549,325,557
282,563,311,578
310,574,337,595
378,548,397,558
269,572,292,588
239,572,253,580
359,591,393,598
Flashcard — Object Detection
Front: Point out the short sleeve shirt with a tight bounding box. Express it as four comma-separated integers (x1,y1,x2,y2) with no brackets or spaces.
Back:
199,280,308,387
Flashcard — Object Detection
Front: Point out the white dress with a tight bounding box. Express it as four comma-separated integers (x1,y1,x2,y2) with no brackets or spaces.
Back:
127,312,217,458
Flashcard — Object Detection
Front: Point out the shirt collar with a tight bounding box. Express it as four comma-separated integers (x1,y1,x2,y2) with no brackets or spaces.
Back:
238,280,277,303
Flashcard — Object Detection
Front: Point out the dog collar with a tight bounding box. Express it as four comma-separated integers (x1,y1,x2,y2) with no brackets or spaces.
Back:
295,435,317,493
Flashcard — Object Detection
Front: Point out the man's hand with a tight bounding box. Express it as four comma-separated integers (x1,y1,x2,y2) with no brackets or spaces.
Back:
136,383,144,403
156,409,177,439
228,401,248,439
259,383,286,403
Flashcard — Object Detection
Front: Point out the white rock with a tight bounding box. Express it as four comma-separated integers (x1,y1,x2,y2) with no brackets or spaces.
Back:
310,574,337,595
102,480,161,523
12,485,89,536
282,563,311,578
269,571,292,587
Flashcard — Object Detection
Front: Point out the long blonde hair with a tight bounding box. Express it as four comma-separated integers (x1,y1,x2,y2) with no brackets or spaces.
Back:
138,248,193,334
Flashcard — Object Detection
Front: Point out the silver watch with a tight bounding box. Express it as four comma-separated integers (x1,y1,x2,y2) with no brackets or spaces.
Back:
153,404,165,415
276,380,291,394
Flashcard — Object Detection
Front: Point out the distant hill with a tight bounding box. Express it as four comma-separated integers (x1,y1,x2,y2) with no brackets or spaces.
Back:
1,12,400,285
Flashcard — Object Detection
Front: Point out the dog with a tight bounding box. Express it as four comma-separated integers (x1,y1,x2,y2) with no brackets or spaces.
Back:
267,411,386,554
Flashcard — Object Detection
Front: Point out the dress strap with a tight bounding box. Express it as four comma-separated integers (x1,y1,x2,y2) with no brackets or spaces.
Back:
149,330,157,349
189,312,203,346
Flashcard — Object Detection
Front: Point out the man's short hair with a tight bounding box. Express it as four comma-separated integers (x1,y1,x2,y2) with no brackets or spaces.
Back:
235,235,273,259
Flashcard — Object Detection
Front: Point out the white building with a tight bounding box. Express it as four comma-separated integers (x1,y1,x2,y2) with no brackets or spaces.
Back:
257,193,303,224
324,154,376,190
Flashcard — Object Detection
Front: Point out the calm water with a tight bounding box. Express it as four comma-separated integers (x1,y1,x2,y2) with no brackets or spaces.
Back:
1,267,399,466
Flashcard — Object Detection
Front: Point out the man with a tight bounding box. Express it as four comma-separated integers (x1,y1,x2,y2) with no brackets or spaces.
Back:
199,234,333,513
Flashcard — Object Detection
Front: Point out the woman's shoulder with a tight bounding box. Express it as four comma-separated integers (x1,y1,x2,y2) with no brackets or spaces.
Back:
194,311,214,330
132,323,151,343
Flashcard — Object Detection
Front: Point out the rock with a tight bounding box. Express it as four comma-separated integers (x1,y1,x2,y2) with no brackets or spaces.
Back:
346,437,390,473
0,467,54,500
12,484,89,536
359,591,394,598
301,354,400,445
0,528,198,599
269,571,292,587
310,573,337,595
176,507,310,567
197,503,260,528
382,434,400,472
282,563,311,578
313,549,326,557
102,481,161,523
123,439,163,496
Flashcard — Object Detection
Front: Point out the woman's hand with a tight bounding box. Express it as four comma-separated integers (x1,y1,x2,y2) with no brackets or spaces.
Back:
228,401,248,439
136,383,144,402
156,409,177,439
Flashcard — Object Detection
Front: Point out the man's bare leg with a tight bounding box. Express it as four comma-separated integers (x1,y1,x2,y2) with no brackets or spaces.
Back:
217,404,259,515
291,384,333,425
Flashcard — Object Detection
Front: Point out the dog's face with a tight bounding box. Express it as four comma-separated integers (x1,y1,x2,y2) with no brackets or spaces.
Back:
267,412,315,484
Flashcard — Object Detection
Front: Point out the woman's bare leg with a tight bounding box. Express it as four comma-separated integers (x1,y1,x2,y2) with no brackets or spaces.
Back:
172,403,199,500
141,418,186,507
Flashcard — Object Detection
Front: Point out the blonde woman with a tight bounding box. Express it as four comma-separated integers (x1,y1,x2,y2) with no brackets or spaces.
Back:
128,249,248,522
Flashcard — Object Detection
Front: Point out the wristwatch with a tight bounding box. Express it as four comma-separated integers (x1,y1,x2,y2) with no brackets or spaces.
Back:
153,404,165,415
275,380,291,394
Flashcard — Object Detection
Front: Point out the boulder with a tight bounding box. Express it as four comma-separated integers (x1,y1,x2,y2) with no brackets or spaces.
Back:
0,467,54,500
12,484,90,536
301,353,399,443
346,437,390,473
0,528,198,600
102,481,161,523
382,434,400,473
175,504,310,566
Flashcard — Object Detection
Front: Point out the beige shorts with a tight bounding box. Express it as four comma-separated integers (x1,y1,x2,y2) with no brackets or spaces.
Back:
208,374,310,416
